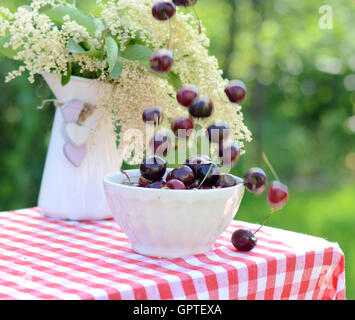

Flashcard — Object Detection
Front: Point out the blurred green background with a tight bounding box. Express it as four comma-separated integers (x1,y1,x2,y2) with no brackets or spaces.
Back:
0,0,354,299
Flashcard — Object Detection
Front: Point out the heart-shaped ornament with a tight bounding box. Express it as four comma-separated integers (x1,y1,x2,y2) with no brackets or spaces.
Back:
63,143,87,167
61,99,85,123
66,122,91,146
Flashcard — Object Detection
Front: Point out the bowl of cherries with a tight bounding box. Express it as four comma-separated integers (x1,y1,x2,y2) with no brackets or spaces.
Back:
104,151,289,258
103,155,245,259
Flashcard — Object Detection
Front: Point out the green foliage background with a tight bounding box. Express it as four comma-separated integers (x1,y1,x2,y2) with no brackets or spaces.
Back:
0,0,354,299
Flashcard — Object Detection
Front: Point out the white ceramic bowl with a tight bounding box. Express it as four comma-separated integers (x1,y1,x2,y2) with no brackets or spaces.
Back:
103,169,245,258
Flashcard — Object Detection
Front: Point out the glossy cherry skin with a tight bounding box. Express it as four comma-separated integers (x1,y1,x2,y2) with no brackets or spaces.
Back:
140,156,167,181
177,85,199,108
149,130,170,156
166,179,186,190
215,174,237,188
152,2,176,21
244,168,267,194
173,0,197,6
185,155,210,175
147,180,166,189
267,181,289,209
170,165,195,186
172,117,194,138
195,162,220,186
189,96,214,118
206,121,230,143
219,141,240,168
138,176,151,187
142,107,163,125
150,49,174,73
231,229,257,252
225,80,247,104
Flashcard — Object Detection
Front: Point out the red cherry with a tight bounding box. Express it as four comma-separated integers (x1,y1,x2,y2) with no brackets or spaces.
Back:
219,141,240,168
166,179,186,190
171,117,194,138
244,168,267,194
152,2,176,21
142,107,163,125
189,95,214,118
176,85,199,108
267,181,289,209
225,80,247,104
231,229,257,252
170,165,195,186
206,120,230,143
150,49,174,73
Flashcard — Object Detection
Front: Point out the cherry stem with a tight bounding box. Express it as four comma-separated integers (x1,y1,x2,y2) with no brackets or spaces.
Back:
154,114,159,130
197,163,213,189
121,170,132,185
167,18,173,49
262,152,280,182
192,6,202,34
253,207,278,235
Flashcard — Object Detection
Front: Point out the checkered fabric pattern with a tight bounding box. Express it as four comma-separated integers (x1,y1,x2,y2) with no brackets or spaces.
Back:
0,208,345,300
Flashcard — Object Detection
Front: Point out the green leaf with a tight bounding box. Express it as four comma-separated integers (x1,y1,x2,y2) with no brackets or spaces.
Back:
44,6,96,36
67,39,85,53
94,18,106,38
110,60,123,79
122,44,153,68
105,36,119,72
167,71,182,91
61,63,72,86
0,36,18,59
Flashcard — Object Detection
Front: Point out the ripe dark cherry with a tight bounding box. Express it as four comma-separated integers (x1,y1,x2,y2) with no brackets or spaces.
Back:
170,165,195,186
142,107,163,125
195,162,220,186
152,2,176,21
166,179,186,190
206,121,230,143
189,96,214,118
149,130,170,156
231,229,257,252
140,156,167,182
219,141,240,168
147,180,166,189
172,0,197,6
225,80,247,104
150,49,174,73
267,181,289,209
244,168,267,194
185,155,210,175
177,85,199,108
215,174,237,188
172,117,194,138
139,176,151,187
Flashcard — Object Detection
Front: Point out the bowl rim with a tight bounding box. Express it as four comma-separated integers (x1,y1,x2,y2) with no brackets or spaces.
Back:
103,168,244,193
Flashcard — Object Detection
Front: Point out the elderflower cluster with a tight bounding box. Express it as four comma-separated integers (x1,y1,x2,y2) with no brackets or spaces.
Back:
0,0,252,159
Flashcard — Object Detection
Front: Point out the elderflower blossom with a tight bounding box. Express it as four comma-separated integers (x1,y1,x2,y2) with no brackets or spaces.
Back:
0,0,252,161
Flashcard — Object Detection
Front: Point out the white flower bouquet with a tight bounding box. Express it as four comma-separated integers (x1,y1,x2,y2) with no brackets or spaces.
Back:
0,0,251,166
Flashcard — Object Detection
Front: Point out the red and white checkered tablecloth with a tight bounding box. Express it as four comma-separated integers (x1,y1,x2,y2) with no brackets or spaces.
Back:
0,208,345,300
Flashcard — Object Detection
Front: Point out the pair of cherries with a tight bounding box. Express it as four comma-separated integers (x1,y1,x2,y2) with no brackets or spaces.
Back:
232,162,289,252
150,1,197,73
